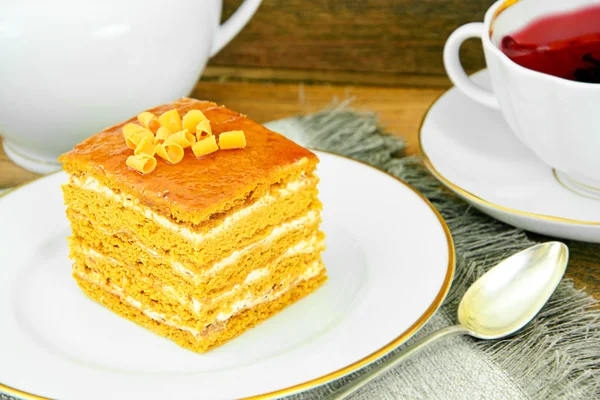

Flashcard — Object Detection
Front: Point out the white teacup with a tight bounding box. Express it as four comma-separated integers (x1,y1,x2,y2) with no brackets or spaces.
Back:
0,0,261,174
444,0,600,197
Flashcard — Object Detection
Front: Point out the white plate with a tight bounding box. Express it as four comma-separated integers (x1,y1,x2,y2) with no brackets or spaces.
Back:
421,70,600,243
0,151,454,400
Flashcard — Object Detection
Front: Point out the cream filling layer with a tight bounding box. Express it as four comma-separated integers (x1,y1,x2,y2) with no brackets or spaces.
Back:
206,233,323,305
78,209,320,284
199,210,319,279
75,268,199,336
80,232,323,316
215,260,323,322
69,169,313,246
75,260,324,337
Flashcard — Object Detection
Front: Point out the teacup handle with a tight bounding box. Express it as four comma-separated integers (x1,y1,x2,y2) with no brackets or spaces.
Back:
210,0,263,57
443,23,499,109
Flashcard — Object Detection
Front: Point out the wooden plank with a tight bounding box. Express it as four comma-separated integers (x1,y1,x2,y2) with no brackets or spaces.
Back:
202,66,452,87
0,138,41,189
212,0,490,77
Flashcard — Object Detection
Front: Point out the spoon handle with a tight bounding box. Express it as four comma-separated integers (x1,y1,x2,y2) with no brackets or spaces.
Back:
326,325,470,400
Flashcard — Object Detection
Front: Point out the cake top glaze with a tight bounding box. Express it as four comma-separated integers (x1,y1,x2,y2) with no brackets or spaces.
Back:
59,98,318,224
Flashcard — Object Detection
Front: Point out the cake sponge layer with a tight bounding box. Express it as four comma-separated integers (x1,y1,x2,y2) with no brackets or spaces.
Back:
62,175,320,268
69,235,325,328
74,268,327,353
67,207,323,297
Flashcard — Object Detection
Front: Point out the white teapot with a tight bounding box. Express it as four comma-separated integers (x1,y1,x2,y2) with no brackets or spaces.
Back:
0,0,261,173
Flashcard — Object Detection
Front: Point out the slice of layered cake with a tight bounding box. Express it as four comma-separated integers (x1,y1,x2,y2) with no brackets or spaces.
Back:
59,98,326,352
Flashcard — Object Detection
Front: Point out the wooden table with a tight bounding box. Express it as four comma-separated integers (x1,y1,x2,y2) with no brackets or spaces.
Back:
1,80,598,297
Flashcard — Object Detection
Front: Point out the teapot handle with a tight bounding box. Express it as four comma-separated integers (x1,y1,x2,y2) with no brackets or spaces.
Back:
211,0,262,57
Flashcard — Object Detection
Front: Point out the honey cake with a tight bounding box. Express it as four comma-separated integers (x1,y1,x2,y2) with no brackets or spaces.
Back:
59,98,327,352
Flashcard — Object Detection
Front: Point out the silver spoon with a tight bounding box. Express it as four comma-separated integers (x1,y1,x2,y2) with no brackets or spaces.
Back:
328,241,569,399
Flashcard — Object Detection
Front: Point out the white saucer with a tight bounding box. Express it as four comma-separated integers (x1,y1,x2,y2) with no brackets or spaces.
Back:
421,69,600,243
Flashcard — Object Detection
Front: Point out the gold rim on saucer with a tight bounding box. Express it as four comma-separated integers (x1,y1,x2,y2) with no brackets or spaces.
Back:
419,81,600,226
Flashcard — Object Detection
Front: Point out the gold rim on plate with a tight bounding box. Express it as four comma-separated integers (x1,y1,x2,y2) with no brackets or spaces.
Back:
0,150,455,400
418,80,600,226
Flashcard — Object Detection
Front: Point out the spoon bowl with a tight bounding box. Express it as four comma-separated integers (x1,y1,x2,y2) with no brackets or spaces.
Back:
458,242,569,339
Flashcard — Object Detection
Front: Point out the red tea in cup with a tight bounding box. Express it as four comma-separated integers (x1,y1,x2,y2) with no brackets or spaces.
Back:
500,4,600,83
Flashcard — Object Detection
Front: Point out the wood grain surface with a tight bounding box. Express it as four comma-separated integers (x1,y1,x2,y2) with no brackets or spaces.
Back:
0,141,40,188
1,80,598,298
211,0,492,80
202,65,452,88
